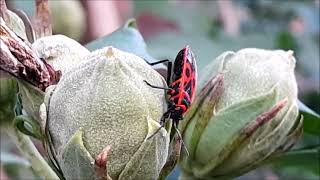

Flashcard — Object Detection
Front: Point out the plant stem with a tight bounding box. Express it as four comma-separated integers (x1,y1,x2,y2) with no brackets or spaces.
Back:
6,126,59,180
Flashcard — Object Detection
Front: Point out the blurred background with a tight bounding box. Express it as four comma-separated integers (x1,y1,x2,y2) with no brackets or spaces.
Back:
2,0,319,179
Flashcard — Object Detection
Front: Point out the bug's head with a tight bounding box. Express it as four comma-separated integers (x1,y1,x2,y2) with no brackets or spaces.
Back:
184,45,196,68
172,105,187,120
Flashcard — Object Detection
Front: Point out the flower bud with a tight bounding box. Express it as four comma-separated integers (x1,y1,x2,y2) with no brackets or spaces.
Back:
32,35,90,74
179,48,303,179
19,35,90,121
43,47,171,179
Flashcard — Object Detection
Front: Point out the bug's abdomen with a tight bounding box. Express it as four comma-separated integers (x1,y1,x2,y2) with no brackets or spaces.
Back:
168,46,197,116
168,83,191,114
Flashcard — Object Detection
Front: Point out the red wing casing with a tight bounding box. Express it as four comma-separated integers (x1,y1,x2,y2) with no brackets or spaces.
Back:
168,45,197,114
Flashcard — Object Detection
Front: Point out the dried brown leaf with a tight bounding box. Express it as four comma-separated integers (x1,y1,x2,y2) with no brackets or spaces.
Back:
0,18,59,90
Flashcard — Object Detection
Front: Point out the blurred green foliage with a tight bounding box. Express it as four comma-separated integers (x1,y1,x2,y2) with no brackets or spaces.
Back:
276,31,298,52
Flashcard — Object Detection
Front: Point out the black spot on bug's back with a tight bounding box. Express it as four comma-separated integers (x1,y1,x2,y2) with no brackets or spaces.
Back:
185,68,190,77
172,49,185,79
182,98,190,108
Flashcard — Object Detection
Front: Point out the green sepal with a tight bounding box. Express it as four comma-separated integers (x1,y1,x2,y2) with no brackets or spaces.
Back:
61,129,96,180
220,114,304,179
181,87,278,178
18,80,45,121
212,101,300,177
119,125,170,180
13,115,43,139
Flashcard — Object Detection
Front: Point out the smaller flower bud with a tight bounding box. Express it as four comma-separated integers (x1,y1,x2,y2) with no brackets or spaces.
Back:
18,35,90,121
32,35,90,75
179,48,303,179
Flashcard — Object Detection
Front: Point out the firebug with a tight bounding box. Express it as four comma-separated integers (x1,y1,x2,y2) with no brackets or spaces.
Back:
144,45,197,151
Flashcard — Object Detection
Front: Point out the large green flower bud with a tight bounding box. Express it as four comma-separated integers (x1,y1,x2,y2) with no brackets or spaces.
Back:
179,48,303,179
43,47,171,179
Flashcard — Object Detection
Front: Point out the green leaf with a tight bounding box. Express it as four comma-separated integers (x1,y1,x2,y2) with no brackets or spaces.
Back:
13,115,43,139
271,146,320,177
298,100,320,135
85,19,156,62
0,76,18,125
276,31,298,52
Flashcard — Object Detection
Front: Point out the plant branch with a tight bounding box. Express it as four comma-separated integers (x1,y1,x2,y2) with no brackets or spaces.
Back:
33,0,52,39
5,126,59,179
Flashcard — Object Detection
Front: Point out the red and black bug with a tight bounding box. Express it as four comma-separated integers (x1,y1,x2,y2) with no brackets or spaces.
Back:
145,45,197,143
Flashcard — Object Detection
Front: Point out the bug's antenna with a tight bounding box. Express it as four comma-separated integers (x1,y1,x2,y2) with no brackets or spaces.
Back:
147,59,170,66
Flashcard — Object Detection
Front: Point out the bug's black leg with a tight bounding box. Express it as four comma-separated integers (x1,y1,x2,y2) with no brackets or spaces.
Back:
173,121,189,156
147,124,164,140
160,111,172,126
146,59,172,84
166,61,172,85
147,59,170,66
143,80,172,91
147,112,171,140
